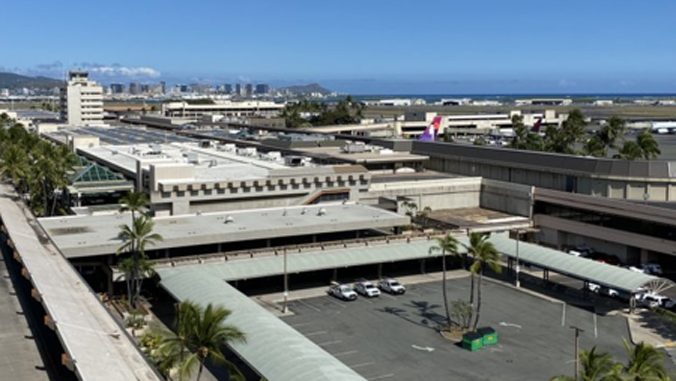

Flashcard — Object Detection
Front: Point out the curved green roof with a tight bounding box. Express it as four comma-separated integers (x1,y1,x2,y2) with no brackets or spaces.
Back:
159,271,366,381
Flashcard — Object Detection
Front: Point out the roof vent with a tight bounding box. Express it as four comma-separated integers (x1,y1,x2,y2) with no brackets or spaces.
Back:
224,215,234,224
301,208,307,215
317,208,327,216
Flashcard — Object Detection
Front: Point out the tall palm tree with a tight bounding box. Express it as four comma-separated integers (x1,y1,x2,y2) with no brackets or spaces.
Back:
623,340,668,380
117,215,163,310
636,130,661,160
467,233,501,331
119,190,150,222
0,145,29,191
578,346,622,381
158,301,247,381
428,234,460,330
618,141,643,160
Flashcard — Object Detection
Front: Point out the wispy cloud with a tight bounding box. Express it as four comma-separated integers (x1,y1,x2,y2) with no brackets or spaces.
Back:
74,63,161,78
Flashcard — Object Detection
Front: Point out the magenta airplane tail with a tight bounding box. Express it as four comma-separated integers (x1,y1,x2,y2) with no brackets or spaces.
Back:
418,116,442,141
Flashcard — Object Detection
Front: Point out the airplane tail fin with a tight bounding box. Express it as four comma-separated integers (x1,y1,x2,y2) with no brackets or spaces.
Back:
418,116,443,141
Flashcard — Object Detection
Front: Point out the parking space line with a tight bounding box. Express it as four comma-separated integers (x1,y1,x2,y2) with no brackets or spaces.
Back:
304,331,327,337
350,361,375,368
360,298,374,305
298,299,322,312
333,350,358,357
368,374,395,380
326,299,348,309
318,340,343,346
381,293,398,301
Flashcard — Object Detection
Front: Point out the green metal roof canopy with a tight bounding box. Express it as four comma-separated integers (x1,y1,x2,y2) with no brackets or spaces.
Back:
158,271,366,381
488,235,674,294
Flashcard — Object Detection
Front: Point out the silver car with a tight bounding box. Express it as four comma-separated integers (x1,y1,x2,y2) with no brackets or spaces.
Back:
328,283,358,301
354,279,381,298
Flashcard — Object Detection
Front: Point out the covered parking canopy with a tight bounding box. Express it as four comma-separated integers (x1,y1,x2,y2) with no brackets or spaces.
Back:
158,270,366,381
488,235,674,295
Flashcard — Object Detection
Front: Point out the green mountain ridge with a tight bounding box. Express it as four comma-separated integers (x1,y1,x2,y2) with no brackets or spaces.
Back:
0,72,64,89
280,83,331,95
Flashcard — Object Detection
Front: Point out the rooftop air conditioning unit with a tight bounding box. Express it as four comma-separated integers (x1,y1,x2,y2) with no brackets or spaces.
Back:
317,208,327,216
224,215,234,224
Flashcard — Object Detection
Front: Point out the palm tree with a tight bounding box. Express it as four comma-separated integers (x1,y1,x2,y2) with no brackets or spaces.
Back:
618,141,643,160
467,233,501,331
578,346,622,381
117,215,163,310
636,130,661,160
428,234,460,330
158,301,247,381
119,190,150,221
0,145,29,191
623,340,668,380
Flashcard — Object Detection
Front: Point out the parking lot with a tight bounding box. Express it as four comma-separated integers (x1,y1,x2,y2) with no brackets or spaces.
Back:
280,277,631,381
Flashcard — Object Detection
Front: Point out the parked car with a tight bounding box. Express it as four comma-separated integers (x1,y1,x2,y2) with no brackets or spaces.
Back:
379,278,406,294
585,282,601,293
642,263,663,276
624,265,646,274
573,244,595,256
328,283,358,301
636,293,675,309
354,279,381,297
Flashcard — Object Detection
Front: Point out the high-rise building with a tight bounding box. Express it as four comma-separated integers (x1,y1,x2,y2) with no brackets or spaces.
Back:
224,84,233,94
139,84,151,93
245,84,253,96
110,83,125,94
235,84,242,96
129,82,139,95
255,84,270,94
60,71,104,126
159,81,166,94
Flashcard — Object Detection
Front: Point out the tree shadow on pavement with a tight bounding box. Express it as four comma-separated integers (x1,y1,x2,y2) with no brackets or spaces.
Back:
635,310,676,343
376,300,447,331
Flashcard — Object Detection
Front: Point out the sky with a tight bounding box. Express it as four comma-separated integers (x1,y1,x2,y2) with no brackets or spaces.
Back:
2,0,676,94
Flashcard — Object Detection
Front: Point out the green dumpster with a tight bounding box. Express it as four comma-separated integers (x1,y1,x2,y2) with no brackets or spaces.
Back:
462,331,483,351
477,327,498,345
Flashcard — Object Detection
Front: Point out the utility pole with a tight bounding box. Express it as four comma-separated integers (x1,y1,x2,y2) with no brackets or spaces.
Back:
282,248,289,314
570,326,584,381
515,229,521,288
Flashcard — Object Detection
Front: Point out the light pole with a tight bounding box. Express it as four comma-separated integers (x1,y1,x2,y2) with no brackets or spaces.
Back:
282,248,289,314
514,229,521,288
570,326,584,381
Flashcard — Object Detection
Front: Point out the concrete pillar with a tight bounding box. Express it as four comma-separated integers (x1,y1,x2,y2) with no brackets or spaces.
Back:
419,260,425,275
332,268,338,282
640,248,649,264
355,231,360,239
312,235,317,244
378,263,383,278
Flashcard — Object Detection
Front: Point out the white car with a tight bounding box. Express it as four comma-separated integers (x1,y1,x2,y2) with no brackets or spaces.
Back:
625,266,646,274
636,293,675,309
585,282,601,293
328,283,358,301
354,279,381,298
585,283,618,297
379,278,406,295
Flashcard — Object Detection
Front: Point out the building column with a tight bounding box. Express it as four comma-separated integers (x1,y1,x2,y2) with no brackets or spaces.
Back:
419,260,425,275
332,268,338,282
640,248,649,264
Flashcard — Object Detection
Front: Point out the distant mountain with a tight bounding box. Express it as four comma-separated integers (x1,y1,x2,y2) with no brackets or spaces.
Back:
280,83,331,95
0,72,64,89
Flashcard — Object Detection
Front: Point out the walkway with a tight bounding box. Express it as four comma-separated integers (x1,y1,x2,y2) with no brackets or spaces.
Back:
0,183,161,381
0,246,49,380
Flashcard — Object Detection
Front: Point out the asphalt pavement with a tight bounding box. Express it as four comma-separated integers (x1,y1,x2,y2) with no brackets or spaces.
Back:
280,277,632,381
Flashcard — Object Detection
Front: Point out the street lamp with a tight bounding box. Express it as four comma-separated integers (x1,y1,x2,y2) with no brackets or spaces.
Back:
570,326,584,381
282,248,289,314
514,229,521,288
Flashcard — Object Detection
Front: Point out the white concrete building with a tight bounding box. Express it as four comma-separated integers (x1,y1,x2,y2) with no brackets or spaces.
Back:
162,101,284,119
60,71,104,126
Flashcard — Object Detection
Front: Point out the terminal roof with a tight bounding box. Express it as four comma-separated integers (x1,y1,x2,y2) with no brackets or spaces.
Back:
39,203,410,258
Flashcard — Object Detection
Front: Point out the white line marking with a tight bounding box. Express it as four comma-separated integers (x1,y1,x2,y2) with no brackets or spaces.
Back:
333,350,358,357
318,340,343,346
412,345,435,352
304,331,327,337
593,313,598,339
298,299,321,312
368,374,395,380
349,362,375,368
499,322,522,329
326,299,348,308
561,303,566,327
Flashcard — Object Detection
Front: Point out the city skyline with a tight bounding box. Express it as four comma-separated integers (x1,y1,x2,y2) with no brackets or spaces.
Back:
1,0,676,94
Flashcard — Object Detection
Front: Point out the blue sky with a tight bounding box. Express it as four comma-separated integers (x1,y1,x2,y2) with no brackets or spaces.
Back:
2,0,676,94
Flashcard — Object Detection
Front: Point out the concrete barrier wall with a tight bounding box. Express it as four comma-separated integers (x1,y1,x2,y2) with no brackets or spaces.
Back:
480,178,533,217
